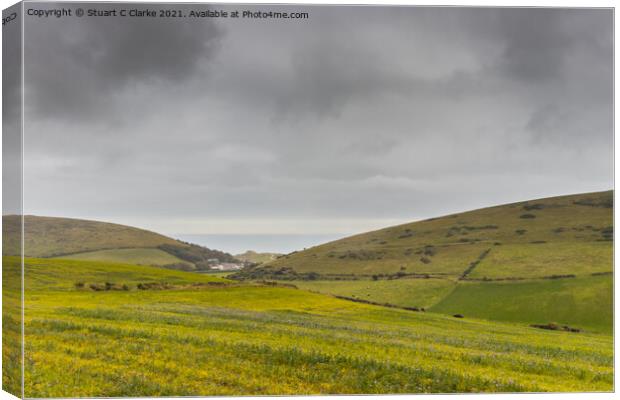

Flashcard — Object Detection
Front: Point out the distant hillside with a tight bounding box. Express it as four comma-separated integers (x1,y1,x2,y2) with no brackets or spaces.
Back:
235,251,282,264
2,215,239,270
242,191,612,279
3,215,179,257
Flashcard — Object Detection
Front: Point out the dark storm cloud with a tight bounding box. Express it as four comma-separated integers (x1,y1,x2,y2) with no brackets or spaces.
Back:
24,3,222,122
21,5,613,236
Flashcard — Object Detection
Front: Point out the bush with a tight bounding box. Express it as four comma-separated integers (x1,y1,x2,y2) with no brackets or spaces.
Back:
74,282,85,289
423,246,436,256
307,272,319,281
89,283,105,291
530,322,580,333
453,314,464,318
523,203,545,211
519,214,536,219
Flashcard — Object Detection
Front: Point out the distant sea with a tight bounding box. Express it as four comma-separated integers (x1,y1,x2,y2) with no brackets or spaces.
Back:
173,234,348,255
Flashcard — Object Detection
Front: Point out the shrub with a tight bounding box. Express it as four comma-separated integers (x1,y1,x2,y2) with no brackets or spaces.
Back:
519,214,536,219
530,322,580,332
453,314,464,318
573,198,612,208
74,282,85,289
423,246,436,256
523,203,545,211
307,272,319,281
89,283,105,291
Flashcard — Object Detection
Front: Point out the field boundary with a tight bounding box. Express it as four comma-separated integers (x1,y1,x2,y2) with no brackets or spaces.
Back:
459,248,492,280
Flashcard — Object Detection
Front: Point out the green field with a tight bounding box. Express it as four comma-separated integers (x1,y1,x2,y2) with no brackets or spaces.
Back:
292,278,456,309
430,275,613,333
54,248,191,268
1,256,614,396
469,242,612,279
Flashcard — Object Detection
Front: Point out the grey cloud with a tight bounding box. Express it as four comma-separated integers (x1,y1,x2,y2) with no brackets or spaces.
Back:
24,3,222,122
19,5,613,235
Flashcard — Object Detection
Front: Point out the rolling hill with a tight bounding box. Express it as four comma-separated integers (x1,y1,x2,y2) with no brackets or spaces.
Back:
235,250,282,264
2,256,613,396
232,190,613,332
2,215,238,270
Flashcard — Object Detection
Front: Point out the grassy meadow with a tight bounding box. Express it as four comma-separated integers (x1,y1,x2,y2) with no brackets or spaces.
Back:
430,275,613,333
54,248,191,268
292,278,456,309
2,256,613,396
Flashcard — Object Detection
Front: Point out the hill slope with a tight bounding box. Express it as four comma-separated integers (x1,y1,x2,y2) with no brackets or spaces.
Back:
2,215,238,269
244,191,612,279
2,256,613,396
233,191,613,331
235,250,282,264
3,215,179,257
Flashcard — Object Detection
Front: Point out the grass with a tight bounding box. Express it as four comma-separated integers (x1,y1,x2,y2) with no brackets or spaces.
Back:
469,242,612,279
291,278,456,309
54,248,191,268
430,275,613,333
20,257,226,292
235,251,282,264
1,256,614,396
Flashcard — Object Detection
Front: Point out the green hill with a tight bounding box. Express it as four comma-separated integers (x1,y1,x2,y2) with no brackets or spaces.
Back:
2,215,238,270
233,191,613,332
2,256,613,396
235,250,282,264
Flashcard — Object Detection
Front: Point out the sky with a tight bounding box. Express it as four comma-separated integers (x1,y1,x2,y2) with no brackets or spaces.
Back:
8,4,614,252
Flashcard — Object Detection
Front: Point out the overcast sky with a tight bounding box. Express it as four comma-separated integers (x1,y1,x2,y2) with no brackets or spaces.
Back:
15,4,613,242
